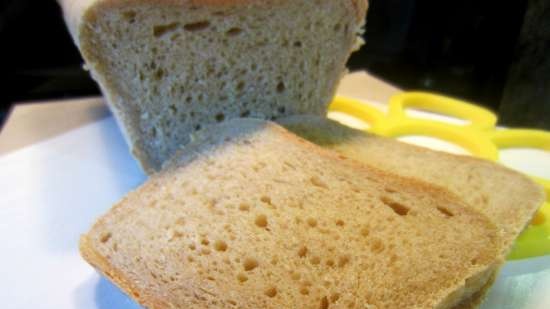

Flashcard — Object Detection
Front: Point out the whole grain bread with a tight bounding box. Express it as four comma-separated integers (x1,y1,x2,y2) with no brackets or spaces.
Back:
278,115,545,255
59,0,368,173
81,118,500,309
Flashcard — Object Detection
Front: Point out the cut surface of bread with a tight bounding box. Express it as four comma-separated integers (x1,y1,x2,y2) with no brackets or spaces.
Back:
59,0,368,173
81,118,500,309
279,115,545,255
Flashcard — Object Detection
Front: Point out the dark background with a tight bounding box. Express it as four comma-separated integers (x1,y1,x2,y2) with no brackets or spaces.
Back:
1,0,549,129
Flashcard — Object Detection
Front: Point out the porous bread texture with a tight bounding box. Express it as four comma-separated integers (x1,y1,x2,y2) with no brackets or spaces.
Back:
59,0,368,173
278,115,545,255
81,119,500,309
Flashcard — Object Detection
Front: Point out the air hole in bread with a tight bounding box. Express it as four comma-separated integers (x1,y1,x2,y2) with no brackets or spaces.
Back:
310,256,321,265
307,218,318,227
225,27,242,36
122,11,136,23
168,104,177,114
200,248,211,255
153,22,180,37
320,296,329,309
100,232,112,243
260,195,272,204
276,82,286,93
239,203,250,211
389,254,398,265
381,196,410,216
255,214,268,228
338,255,350,267
294,41,303,47
277,106,286,114
335,219,345,227
300,287,310,295
333,23,341,31
201,238,210,246
243,258,258,271
330,293,340,303
370,238,385,253
154,68,164,80
214,240,228,251
298,246,308,258
215,113,225,122
240,110,251,117
183,21,211,31
236,81,245,92
310,176,328,189
169,230,183,241
189,243,196,251
237,273,248,282
264,286,277,297
326,259,335,267
437,206,454,217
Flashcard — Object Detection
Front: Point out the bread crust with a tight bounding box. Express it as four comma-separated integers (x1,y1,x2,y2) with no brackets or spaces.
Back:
61,0,368,25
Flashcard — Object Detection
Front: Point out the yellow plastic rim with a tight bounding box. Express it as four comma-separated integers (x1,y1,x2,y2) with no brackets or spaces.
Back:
489,129,550,197
508,202,550,260
374,118,499,161
389,91,497,130
329,95,385,129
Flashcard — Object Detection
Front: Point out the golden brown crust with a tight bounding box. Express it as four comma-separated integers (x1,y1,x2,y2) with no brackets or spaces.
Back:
452,270,499,309
80,235,171,309
68,0,367,20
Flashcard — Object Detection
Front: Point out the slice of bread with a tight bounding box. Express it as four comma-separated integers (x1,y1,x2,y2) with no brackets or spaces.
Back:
278,115,545,254
81,118,500,309
59,0,368,173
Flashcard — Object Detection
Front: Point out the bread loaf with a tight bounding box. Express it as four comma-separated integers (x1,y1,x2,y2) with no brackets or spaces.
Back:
81,118,500,309
59,0,368,173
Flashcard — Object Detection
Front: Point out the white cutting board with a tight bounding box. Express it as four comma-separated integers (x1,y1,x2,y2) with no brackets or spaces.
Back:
1,115,549,309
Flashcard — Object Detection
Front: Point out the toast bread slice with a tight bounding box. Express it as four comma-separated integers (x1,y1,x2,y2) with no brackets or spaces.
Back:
81,118,500,309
